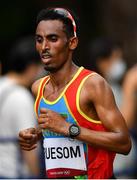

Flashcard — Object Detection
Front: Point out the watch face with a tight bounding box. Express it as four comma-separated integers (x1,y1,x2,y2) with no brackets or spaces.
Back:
71,126,79,135
69,124,80,137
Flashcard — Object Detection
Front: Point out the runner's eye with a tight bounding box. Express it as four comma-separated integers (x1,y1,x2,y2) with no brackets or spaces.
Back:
35,35,43,44
49,35,58,42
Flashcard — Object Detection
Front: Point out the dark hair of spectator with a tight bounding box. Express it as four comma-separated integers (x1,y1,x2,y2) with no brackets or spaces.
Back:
89,37,122,71
7,36,40,73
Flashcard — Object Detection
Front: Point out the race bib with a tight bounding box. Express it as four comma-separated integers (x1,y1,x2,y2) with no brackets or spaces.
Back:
43,137,87,178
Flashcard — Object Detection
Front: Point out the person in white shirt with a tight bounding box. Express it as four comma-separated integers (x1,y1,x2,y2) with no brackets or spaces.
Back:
0,36,43,178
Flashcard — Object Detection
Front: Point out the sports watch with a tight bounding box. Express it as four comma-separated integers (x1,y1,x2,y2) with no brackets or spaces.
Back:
69,124,80,138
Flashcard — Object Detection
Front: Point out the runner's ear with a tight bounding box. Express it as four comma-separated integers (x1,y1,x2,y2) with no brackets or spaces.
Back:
69,37,78,50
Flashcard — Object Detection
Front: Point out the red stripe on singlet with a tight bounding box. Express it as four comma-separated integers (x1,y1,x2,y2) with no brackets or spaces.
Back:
65,68,105,130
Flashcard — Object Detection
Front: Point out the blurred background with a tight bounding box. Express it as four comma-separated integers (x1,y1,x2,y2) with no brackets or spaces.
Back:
1,0,137,72
0,0,137,179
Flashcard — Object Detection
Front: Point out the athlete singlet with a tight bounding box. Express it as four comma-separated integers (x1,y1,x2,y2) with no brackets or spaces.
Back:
34,67,115,179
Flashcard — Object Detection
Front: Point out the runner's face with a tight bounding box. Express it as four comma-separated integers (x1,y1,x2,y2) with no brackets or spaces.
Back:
35,20,71,72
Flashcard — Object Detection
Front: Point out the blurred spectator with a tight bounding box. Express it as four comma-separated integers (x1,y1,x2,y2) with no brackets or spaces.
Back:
0,59,1,75
89,37,136,178
119,64,137,178
89,37,126,108
121,64,137,129
0,36,43,178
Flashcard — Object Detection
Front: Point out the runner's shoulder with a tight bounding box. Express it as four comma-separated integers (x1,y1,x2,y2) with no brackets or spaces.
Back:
85,72,108,90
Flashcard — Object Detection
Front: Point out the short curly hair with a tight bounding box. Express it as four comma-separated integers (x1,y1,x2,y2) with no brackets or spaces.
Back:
36,7,78,38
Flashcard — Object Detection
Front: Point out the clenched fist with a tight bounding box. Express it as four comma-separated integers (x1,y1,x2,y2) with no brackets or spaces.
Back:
19,127,42,151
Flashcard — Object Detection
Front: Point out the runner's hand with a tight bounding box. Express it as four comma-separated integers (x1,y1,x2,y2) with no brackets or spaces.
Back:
38,108,70,136
19,127,39,151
